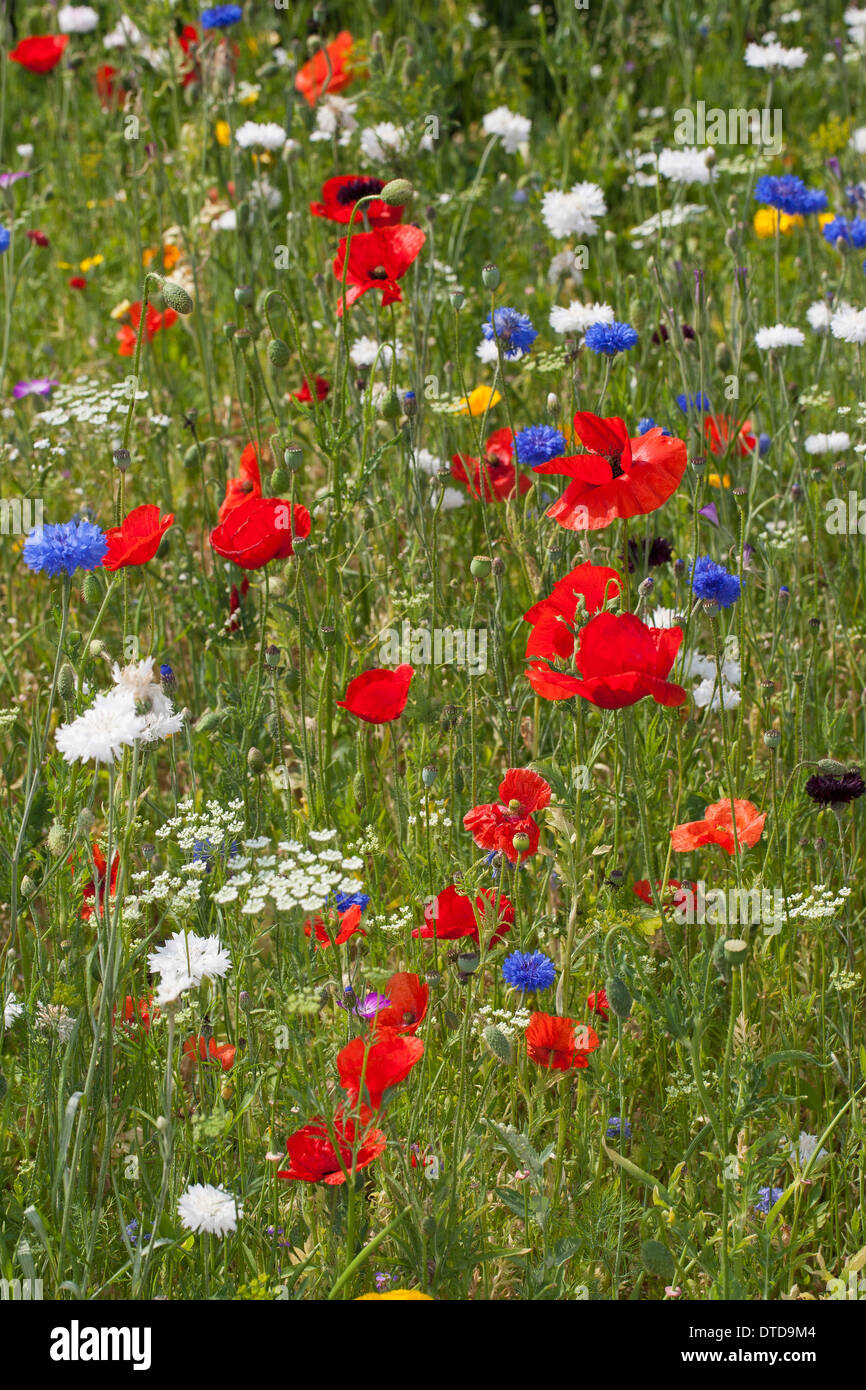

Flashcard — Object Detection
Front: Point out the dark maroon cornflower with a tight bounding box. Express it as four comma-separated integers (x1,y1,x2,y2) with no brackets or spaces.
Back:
805,770,866,807
623,536,674,572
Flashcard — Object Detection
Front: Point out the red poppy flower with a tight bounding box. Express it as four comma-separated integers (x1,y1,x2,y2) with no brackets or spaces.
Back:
586,989,609,1019
26,229,50,248
373,972,429,1035
310,175,403,229
218,442,262,523
533,412,687,531
337,1030,424,1110
633,878,684,908
210,496,311,569
68,277,87,290
525,1013,600,1071
464,767,551,865
526,611,687,708
278,1107,386,1184
337,664,413,723
412,884,514,946
670,798,766,856
332,224,426,315
226,575,250,632
523,561,621,662
115,995,155,1033
95,64,119,105
451,427,531,503
183,1035,237,1071
10,35,69,74
116,300,178,356
102,504,174,571
295,30,356,104
304,903,365,949
293,375,330,403
705,414,756,459
75,844,119,921
176,24,200,87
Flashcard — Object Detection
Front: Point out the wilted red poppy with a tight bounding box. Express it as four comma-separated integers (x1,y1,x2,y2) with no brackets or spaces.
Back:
451,427,531,503
464,767,551,865
293,375,330,403
670,798,766,856
533,412,687,531
526,611,686,708
218,442,262,523
523,561,621,662
116,300,178,356
10,35,69,74
705,414,756,459
337,1030,424,1110
210,496,311,569
412,884,513,946
68,277,87,290
278,1107,386,1184
310,175,403,228
373,972,428,1035
76,843,119,921
337,664,413,722
103,504,174,571
525,1013,600,1071
26,228,50,248
304,903,365,949
115,995,155,1033
183,1034,237,1071
586,989,609,1019
295,30,356,104
332,224,426,315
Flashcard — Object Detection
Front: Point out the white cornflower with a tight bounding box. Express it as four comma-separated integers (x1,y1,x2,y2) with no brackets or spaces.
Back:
692,676,741,711
476,337,524,364
55,689,142,765
547,249,585,283
349,336,404,369
58,5,99,33
4,992,24,1027
744,39,808,69
213,210,237,231
35,1002,76,1042
148,930,232,1007
235,121,286,151
177,1183,242,1237
754,324,805,349
110,656,184,744
360,122,408,162
657,146,714,185
548,300,614,334
845,6,866,44
804,432,851,454
850,126,866,153
309,95,358,143
831,305,866,343
412,448,445,476
792,1131,828,1167
481,106,531,153
541,182,607,239
806,300,836,332
430,485,466,511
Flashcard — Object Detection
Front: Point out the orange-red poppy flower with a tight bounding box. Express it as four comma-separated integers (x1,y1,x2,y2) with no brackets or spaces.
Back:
116,300,178,356
209,496,311,569
337,1030,424,1110
412,884,514,946
294,31,356,104
464,767,551,865
183,1034,237,1071
115,995,156,1034
278,1107,386,1184
304,903,366,949
75,843,119,921
10,35,69,74
102,504,174,571
218,442,262,523
524,561,621,661
670,798,766,855
372,972,429,1035
337,665,414,723
525,1013,600,1071
527,611,686,708
704,414,756,459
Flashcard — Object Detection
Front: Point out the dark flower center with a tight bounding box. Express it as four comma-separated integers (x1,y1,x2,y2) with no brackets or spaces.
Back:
335,177,385,206
368,265,389,280
607,452,625,479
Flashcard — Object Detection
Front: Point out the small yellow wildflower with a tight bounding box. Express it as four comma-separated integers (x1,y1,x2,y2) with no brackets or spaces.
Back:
452,386,502,416
753,208,804,238
215,120,231,148
355,1290,434,1300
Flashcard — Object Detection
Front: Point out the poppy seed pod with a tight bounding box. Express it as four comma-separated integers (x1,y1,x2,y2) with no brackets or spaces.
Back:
284,445,303,472
723,937,748,964
470,555,492,579
764,729,782,749
481,262,501,290
512,830,531,854
234,285,254,308
422,764,437,787
161,280,194,315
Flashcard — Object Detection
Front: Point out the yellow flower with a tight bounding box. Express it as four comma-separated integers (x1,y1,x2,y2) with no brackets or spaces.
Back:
818,211,836,236
708,473,731,489
753,208,803,238
452,386,502,416
215,120,231,148
355,1290,434,1300
79,254,104,273
110,300,133,321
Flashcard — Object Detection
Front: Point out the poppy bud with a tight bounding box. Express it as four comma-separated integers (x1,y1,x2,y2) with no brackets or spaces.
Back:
352,771,366,807
481,262,500,290
20,875,36,899
482,1024,513,1065
196,709,223,733
82,572,102,604
641,1240,675,1281
380,389,402,420
58,663,76,702
268,338,290,368
401,56,419,85
247,747,265,774
816,758,848,775
270,464,290,493
285,667,300,693
183,444,200,471
379,178,414,206
161,280,194,315
604,975,632,1020
47,821,66,856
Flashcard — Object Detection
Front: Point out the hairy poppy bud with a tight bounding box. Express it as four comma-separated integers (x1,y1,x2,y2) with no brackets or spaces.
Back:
247,747,265,775
379,178,414,206
604,976,632,1020
161,280,194,315
183,444,200,471
82,572,102,604
58,663,76,702
270,464,290,493
267,338,290,368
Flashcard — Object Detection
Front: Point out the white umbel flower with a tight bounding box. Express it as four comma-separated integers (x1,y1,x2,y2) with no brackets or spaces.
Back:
55,689,142,765
58,5,99,32
235,121,287,151
754,324,805,349
744,39,807,69
658,146,714,185
177,1183,242,1237
804,432,851,454
541,182,607,239
831,305,866,343
481,106,531,153
548,300,614,334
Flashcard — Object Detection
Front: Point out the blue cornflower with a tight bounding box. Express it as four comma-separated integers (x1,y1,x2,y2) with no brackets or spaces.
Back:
822,216,866,248
502,948,556,993
754,1186,784,1215
335,891,371,913
606,1117,632,1141
758,432,771,456
584,320,638,356
22,519,107,577
636,416,670,437
0,225,9,255
515,424,566,465
160,663,176,692
690,555,741,608
201,4,243,28
675,391,711,414
754,175,828,216
482,307,538,359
